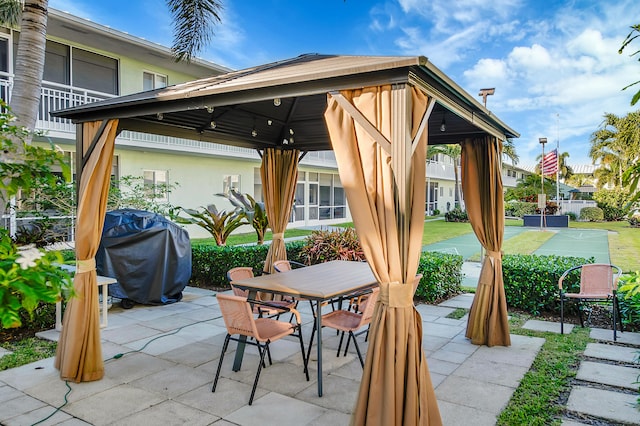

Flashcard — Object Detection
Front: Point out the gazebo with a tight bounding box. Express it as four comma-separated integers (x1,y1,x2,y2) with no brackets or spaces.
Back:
53,54,518,425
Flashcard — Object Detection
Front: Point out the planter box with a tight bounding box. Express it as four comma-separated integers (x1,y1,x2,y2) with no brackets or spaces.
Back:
523,214,569,227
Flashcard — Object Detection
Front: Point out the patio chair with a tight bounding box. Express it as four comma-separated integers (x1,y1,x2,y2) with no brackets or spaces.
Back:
212,293,309,405
559,263,623,341
226,267,296,318
306,287,380,368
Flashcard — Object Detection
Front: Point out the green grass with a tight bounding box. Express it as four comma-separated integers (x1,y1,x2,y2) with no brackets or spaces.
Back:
445,308,468,319
0,338,57,371
497,313,592,425
421,220,473,245
192,228,314,246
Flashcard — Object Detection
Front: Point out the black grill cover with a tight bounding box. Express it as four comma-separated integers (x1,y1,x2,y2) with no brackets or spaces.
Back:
96,209,191,305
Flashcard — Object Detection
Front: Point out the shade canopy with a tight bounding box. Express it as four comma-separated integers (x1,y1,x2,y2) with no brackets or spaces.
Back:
53,54,517,151
53,54,518,423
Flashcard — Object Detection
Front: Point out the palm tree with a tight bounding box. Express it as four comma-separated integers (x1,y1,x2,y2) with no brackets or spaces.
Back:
428,144,462,208
589,112,639,188
1,0,222,136
502,138,519,165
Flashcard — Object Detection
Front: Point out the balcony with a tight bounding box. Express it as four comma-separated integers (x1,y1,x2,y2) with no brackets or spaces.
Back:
0,74,338,167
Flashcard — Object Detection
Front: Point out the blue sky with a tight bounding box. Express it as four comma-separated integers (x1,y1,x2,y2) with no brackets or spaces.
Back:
49,0,640,167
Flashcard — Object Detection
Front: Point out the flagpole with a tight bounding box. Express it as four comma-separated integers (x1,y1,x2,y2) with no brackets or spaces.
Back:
556,114,560,213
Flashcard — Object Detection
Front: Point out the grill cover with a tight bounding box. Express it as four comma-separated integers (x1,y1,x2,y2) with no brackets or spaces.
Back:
96,209,191,305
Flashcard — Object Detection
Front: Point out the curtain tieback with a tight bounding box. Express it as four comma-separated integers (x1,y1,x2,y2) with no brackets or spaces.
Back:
272,233,284,239
76,258,96,273
379,281,414,308
485,250,502,259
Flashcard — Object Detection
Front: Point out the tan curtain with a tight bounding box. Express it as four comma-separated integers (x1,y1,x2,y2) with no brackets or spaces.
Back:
325,85,441,426
55,119,118,382
461,136,510,347
261,148,299,274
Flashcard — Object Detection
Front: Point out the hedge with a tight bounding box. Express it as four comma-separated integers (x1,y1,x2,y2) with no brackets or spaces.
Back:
190,242,464,301
504,201,537,218
502,254,595,315
415,251,463,302
190,240,306,288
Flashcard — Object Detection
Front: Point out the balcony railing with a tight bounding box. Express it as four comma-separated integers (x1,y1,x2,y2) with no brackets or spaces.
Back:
0,73,339,167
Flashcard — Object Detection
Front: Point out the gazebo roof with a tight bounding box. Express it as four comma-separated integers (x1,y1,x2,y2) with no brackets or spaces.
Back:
53,54,519,152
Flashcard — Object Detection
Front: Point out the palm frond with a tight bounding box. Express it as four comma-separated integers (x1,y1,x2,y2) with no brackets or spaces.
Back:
0,0,22,27
167,0,222,62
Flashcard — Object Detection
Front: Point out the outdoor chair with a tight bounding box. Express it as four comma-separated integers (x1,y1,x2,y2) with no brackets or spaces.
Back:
226,267,296,318
306,287,380,368
212,293,309,405
559,263,623,341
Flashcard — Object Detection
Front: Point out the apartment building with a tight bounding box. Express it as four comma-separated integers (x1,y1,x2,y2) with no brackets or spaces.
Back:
1,9,466,238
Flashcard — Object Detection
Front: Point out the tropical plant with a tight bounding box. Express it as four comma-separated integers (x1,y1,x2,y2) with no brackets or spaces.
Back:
1,0,223,135
619,23,640,106
504,174,555,203
502,138,519,165
177,204,243,246
0,228,72,328
592,188,633,221
217,189,269,245
589,112,640,189
428,144,461,208
444,208,469,222
618,271,640,333
0,102,71,205
107,175,180,218
300,227,365,265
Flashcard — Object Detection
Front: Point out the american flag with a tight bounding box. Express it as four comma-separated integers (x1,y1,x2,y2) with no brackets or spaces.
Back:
541,149,558,175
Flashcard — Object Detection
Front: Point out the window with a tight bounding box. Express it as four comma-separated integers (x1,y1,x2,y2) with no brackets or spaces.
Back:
0,37,8,73
143,71,168,91
44,40,70,85
449,188,453,197
440,187,444,197
72,49,118,94
223,174,240,195
143,170,168,201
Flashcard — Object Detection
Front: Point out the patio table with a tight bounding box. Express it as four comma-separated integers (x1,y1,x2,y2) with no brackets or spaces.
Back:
229,260,378,396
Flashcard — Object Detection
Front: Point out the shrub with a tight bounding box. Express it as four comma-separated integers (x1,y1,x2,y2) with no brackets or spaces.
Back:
566,212,577,221
444,208,469,222
502,254,594,315
189,240,306,288
0,229,73,328
618,271,640,329
415,251,463,302
592,188,632,221
299,228,365,264
432,209,440,216
579,206,604,222
505,201,536,218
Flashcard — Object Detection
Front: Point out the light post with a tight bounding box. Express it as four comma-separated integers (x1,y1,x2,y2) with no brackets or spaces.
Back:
539,137,547,230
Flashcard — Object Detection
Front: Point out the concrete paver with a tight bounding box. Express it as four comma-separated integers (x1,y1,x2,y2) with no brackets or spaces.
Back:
523,319,574,334
584,342,639,364
566,386,640,425
591,327,640,345
576,360,639,390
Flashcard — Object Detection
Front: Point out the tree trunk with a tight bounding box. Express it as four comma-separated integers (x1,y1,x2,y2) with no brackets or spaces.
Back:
10,0,49,141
